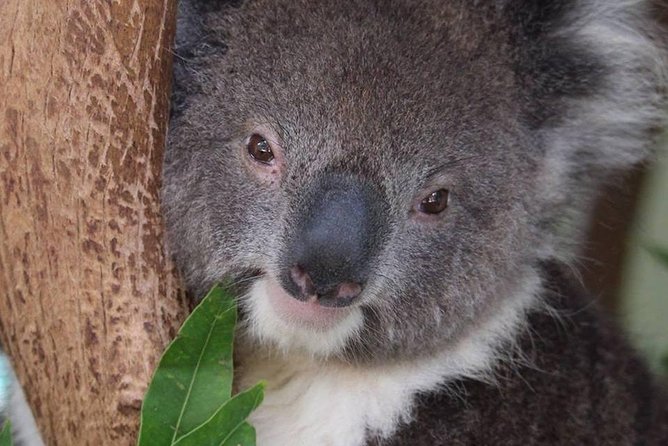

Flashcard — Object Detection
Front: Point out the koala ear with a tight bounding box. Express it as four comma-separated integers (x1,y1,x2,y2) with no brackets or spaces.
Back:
175,0,200,52
526,0,668,171
172,0,205,117
522,1,667,260
172,0,242,117
174,0,241,51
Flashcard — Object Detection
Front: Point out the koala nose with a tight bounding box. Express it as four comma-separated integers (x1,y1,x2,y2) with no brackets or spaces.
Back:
289,265,363,305
281,175,382,307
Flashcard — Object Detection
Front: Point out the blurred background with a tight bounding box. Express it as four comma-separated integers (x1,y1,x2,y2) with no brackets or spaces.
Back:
583,134,668,377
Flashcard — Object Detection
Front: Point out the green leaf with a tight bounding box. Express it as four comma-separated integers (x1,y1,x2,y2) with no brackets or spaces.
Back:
222,422,256,446
138,284,239,445
173,382,265,446
647,246,668,268
0,421,12,446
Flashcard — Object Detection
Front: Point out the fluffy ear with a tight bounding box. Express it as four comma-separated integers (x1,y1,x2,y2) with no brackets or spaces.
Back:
172,0,205,117
174,0,242,50
515,0,668,171
504,1,667,261
172,0,242,117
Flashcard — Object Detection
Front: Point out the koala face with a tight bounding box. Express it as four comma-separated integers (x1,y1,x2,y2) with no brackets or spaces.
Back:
164,0,666,362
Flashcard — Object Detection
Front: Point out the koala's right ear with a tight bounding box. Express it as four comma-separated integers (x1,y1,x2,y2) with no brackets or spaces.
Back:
172,0,204,118
174,0,204,53
172,0,241,117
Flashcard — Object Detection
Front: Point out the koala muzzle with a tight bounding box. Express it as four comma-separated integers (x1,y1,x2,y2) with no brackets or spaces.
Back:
280,175,381,307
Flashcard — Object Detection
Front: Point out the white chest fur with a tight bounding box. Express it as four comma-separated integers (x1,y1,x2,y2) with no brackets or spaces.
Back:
238,357,412,446
236,273,540,446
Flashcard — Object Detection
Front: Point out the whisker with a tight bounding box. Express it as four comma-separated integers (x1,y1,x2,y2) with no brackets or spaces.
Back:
425,154,485,178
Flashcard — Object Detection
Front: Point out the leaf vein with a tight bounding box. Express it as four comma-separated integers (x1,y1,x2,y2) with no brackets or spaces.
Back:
170,304,234,443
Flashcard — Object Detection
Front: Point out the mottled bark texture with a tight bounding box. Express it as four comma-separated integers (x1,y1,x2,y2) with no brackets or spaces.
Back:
0,1,188,444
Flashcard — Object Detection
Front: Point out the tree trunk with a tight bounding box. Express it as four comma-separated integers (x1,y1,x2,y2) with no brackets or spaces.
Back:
0,1,188,444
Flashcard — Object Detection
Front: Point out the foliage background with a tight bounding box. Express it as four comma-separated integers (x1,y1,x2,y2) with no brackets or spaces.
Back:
621,137,668,375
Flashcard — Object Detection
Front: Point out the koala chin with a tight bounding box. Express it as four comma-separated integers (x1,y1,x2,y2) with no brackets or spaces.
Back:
164,0,668,445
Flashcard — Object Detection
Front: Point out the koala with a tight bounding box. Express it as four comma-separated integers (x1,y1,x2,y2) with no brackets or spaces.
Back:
164,0,668,445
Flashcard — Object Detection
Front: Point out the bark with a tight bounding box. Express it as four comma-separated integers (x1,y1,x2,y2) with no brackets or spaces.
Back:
0,1,189,444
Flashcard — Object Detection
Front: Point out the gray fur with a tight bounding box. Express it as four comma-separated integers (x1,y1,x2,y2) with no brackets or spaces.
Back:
163,0,668,443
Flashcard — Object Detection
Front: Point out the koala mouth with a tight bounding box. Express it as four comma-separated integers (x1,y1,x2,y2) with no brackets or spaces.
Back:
263,276,354,329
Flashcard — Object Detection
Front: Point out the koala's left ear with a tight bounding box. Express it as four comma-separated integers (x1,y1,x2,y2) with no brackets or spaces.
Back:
513,0,668,171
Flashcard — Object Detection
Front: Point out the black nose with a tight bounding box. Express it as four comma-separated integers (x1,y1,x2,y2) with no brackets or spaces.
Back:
281,175,381,306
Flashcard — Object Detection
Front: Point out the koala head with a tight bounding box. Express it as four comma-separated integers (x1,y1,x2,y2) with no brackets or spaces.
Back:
163,0,666,363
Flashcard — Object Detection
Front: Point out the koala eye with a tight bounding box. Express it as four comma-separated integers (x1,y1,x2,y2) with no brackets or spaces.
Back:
419,189,450,215
247,134,275,164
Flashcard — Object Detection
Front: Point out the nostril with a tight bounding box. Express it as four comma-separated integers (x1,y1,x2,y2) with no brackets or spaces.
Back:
289,265,363,304
290,265,315,297
335,282,362,301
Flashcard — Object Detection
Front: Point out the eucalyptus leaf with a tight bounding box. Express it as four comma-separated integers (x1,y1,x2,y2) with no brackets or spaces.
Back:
173,382,265,446
0,421,12,446
222,422,256,446
138,284,255,445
